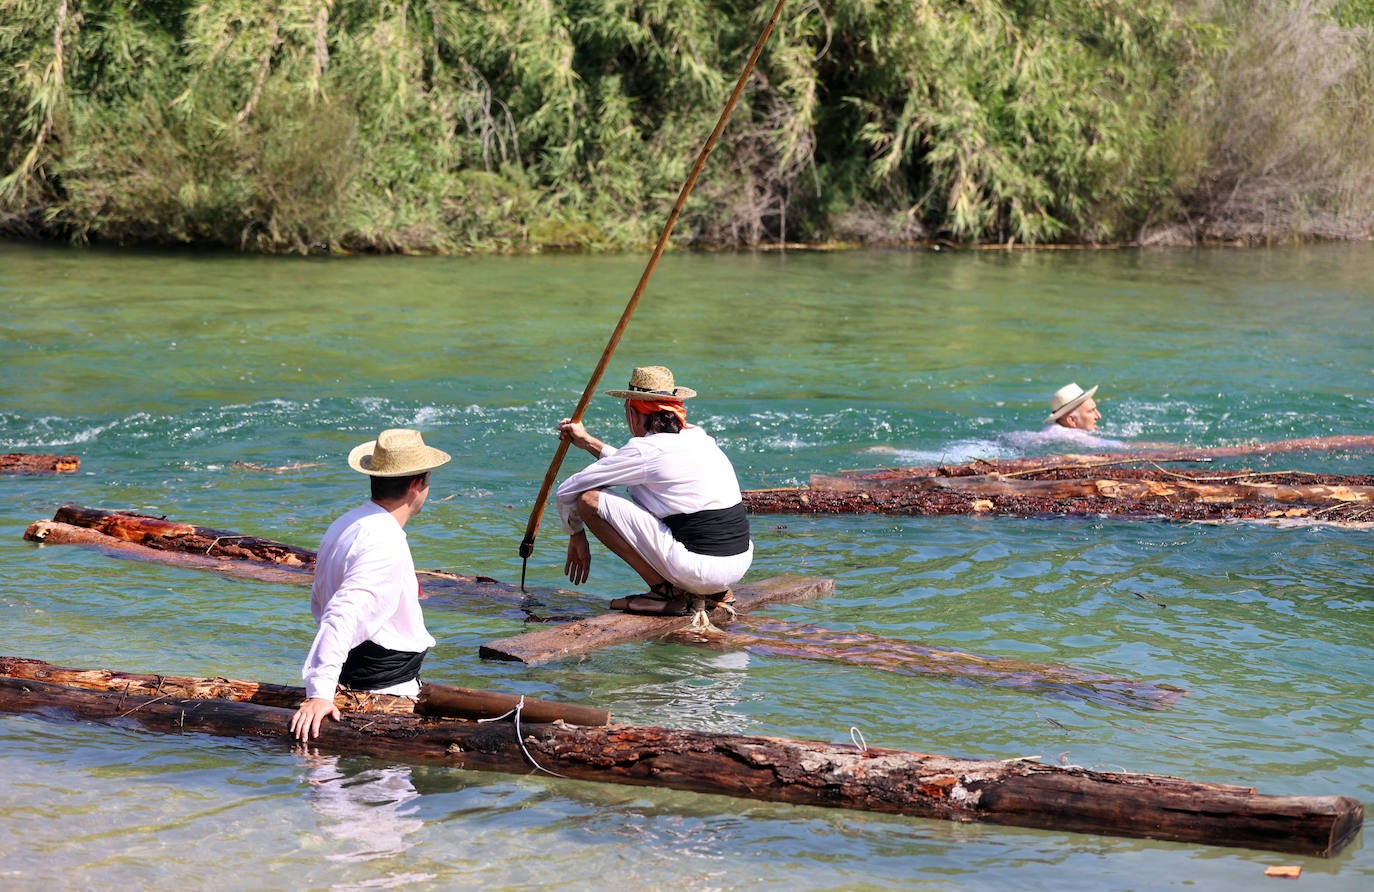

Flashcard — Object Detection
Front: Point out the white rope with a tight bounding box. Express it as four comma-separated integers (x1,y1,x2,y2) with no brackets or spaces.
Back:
684,596,736,635
686,608,722,634
850,726,868,752
477,695,568,778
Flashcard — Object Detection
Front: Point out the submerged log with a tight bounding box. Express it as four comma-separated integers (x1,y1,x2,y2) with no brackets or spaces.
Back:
1,452,79,474
479,574,835,665
665,618,1184,710
0,656,608,726
0,660,1360,857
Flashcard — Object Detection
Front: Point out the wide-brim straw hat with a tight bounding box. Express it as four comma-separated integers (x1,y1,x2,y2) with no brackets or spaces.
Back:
605,365,697,401
1045,383,1099,424
348,428,451,476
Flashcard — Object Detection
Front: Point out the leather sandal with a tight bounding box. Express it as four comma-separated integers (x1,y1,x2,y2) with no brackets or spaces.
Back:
609,582,691,616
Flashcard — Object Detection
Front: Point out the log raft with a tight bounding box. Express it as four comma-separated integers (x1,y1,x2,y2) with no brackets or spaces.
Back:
21,507,1178,707
746,464,1374,522
0,657,1360,857
479,574,835,665
1,452,79,474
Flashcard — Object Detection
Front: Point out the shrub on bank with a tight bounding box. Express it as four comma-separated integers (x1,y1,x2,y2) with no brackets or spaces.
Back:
1,0,1370,252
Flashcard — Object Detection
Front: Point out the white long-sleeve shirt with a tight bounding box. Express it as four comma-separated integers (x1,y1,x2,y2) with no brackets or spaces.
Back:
301,502,436,700
555,426,743,534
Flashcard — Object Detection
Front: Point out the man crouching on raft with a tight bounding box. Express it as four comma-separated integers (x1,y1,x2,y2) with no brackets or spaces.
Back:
556,365,753,622
290,428,450,742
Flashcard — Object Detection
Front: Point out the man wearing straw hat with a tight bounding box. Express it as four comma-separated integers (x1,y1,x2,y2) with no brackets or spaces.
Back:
1038,382,1126,449
291,428,451,742
1046,382,1103,432
555,365,753,622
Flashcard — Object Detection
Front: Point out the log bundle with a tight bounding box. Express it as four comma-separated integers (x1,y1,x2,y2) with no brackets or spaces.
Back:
20,507,1179,707
859,435,1374,482
746,464,1374,522
0,657,1361,857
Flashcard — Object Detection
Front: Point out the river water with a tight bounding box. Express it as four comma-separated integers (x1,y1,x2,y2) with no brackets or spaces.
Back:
1,241,1370,890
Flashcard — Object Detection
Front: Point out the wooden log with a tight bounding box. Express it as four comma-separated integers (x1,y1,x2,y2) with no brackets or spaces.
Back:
24,519,319,587
747,468,1374,523
0,665,1361,857
0,657,608,725
24,513,532,606
663,618,1185,710
817,434,1374,488
51,504,317,567
416,683,609,726
903,474,1374,506
479,574,835,665
0,452,79,474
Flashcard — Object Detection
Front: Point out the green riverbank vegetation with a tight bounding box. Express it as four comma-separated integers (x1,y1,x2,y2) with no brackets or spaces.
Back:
2,0,1372,253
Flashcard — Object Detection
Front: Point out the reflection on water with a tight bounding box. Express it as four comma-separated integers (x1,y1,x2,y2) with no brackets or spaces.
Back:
300,753,428,867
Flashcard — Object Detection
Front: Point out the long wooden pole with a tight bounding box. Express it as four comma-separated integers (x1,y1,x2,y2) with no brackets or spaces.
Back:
517,0,791,589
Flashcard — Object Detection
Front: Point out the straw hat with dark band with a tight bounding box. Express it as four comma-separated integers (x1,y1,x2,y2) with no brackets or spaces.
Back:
1046,383,1099,424
605,366,697,401
348,428,451,476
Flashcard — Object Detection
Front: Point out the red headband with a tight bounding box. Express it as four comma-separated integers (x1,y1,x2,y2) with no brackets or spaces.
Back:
630,399,687,427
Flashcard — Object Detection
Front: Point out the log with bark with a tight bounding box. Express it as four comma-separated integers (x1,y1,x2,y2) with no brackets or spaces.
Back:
821,434,1374,486
745,466,1374,523
24,507,532,606
1,452,79,474
0,657,1360,857
0,656,608,726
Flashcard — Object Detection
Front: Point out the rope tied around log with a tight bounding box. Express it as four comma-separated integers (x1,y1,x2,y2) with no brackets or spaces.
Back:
684,597,737,636
478,695,568,778
205,535,251,555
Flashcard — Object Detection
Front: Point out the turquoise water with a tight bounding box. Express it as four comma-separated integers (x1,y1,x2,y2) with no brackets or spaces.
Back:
1,241,1371,890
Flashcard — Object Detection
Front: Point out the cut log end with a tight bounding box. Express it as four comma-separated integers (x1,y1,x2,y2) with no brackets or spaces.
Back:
1,453,80,474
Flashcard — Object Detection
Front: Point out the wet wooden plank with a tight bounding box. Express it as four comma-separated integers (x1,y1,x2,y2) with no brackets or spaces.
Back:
479,574,835,665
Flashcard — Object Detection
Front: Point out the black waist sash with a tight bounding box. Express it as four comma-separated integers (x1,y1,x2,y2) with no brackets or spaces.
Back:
663,502,751,556
339,640,426,691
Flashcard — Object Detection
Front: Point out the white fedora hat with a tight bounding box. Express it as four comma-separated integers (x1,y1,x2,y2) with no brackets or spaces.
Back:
1046,383,1099,424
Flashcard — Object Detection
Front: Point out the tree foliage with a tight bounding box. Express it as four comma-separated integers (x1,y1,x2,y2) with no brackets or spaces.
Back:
0,0,1370,251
